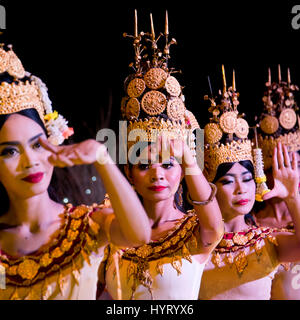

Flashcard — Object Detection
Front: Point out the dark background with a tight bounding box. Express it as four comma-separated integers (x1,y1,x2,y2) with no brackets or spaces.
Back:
1,1,300,139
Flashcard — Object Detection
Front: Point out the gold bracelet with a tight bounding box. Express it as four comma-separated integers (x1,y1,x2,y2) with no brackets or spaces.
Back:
187,183,217,206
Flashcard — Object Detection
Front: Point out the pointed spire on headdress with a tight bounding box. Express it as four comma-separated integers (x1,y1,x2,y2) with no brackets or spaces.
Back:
278,64,282,83
222,65,227,94
134,9,138,38
232,69,236,92
150,13,155,41
165,10,169,36
288,68,291,88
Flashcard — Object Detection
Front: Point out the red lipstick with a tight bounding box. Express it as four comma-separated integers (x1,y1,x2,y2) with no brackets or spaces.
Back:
22,172,44,184
148,186,167,192
235,199,249,206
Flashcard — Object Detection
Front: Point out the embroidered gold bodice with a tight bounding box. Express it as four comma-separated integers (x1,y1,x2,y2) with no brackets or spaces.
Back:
0,204,102,300
210,226,279,275
98,210,203,300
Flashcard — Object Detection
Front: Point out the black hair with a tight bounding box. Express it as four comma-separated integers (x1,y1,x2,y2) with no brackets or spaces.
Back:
213,160,257,227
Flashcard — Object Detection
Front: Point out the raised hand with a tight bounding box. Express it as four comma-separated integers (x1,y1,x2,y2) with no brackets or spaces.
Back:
263,142,299,201
39,138,104,168
157,134,196,168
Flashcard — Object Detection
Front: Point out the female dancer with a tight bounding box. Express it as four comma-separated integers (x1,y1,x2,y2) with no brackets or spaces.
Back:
96,13,224,300
254,69,300,299
0,44,151,300
199,69,300,300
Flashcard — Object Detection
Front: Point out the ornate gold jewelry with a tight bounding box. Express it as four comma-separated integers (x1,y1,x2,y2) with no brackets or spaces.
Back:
166,97,185,121
127,117,190,151
260,115,279,135
203,66,257,182
126,97,140,119
165,76,181,97
259,131,300,170
256,68,300,169
0,45,25,78
279,108,297,130
121,11,197,159
185,110,200,131
235,118,249,139
97,210,199,300
205,139,253,182
186,183,217,206
0,81,44,121
213,227,279,275
219,111,238,134
0,44,73,146
0,47,9,73
204,123,223,144
6,49,26,79
141,90,167,115
0,203,102,289
120,96,129,118
144,68,168,90
127,78,146,98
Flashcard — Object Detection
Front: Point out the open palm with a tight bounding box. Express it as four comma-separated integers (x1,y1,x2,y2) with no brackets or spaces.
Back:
263,142,299,201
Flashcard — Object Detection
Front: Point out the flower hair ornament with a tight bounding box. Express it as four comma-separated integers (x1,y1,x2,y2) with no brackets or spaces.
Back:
203,66,270,201
0,44,74,145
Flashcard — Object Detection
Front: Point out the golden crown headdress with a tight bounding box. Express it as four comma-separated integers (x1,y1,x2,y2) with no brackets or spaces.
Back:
203,66,253,181
121,10,199,156
256,66,300,170
203,66,270,200
0,44,73,145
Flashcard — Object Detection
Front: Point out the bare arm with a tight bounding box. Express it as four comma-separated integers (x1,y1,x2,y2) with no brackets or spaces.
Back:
93,144,151,247
163,137,224,255
40,138,151,248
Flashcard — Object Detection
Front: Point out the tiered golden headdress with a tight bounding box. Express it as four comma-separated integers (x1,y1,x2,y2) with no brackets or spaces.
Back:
256,66,300,170
0,44,73,145
204,66,270,201
121,11,199,156
204,66,253,182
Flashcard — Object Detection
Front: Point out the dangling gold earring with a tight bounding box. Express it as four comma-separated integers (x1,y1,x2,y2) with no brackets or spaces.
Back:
178,184,183,207
174,183,183,209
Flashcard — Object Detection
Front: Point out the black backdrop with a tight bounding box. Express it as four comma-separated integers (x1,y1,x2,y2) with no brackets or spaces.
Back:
1,1,300,140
